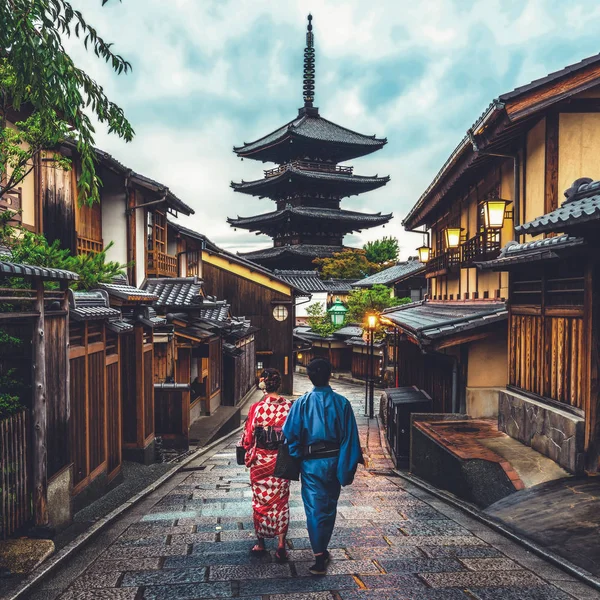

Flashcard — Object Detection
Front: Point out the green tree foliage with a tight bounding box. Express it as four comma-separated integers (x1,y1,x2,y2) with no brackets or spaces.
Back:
346,284,411,325
306,302,339,337
0,0,134,205
313,249,381,279
363,237,399,265
0,369,27,418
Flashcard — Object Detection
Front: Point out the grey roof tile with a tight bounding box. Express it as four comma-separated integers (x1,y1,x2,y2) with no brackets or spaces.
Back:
477,235,585,270
228,206,392,230
0,260,79,281
383,301,507,342
517,178,600,234
101,283,158,302
241,244,346,261
273,270,357,293
353,260,425,287
231,166,389,197
144,278,204,308
234,113,386,155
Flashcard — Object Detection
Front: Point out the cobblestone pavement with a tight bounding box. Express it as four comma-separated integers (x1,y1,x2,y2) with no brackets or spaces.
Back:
28,376,599,600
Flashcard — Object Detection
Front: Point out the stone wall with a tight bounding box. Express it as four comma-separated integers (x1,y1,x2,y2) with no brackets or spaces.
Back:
498,389,585,474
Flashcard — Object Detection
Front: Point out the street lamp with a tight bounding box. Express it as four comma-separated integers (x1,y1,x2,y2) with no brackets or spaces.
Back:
482,198,512,230
364,313,378,419
444,227,463,249
328,298,348,327
417,245,431,263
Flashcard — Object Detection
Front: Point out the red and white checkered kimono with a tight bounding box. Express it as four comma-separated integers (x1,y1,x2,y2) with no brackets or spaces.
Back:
242,395,293,538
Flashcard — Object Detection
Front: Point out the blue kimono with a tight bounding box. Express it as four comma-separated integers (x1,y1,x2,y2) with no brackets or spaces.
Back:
283,385,363,553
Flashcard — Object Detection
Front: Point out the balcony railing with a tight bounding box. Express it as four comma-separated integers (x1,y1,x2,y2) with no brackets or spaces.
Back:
147,250,178,278
76,235,103,256
186,250,201,278
426,250,461,277
264,161,354,179
461,231,501,266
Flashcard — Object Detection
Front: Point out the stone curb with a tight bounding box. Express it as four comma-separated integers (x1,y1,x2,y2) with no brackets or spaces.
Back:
392,467,600,593
3,425,244,600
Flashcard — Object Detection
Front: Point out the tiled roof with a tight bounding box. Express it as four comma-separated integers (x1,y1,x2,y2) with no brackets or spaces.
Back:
231,167,389,197
144,277,204,308
273,270,357,293
70,290,121,321
101,283,158,302
199,301,230,324
352,259,425,288
241,244,345,261
516,178,600,234
234,112,386,156
228,206,392,231
346,336,385,348
107,320,134,334
476,235,585,270
168,220,309,297
0,260,79,281
130,172,194,216
383,301,507,344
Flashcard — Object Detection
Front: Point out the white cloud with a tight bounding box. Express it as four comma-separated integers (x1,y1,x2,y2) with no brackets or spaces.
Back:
68,0,600,258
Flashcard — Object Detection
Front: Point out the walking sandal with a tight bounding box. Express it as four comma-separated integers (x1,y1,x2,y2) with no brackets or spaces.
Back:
275,546,289,562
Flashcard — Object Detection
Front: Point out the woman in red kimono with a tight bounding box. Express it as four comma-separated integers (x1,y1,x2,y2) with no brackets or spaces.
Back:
242,368,293,561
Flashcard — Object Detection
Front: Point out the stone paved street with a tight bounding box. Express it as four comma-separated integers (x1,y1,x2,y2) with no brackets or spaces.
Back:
26,376,600,600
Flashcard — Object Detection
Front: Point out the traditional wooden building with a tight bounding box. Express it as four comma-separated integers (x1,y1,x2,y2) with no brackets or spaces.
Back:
352,258,427,302
386,52,600,472
478,177,600,473
169,222,306,396
228,15,391,270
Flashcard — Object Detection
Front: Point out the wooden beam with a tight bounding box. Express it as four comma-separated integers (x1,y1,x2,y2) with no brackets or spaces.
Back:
545,112,559,215
32,278,48,528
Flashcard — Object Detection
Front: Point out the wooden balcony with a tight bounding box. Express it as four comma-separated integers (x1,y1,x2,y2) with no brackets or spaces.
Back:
461,231,501,266
264,161,354,178
76,235,103,256
426,250,461,278
147,250,177,278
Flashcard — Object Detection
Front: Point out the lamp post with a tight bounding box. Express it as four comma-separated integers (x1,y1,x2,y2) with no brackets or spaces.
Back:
364,313,378,419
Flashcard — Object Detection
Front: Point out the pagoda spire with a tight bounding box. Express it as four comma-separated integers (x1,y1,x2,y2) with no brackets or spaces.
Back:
303,14,315,107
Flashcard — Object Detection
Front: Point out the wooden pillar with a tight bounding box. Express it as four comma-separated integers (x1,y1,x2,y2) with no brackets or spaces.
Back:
126,187,136,286
585,260,600,472
135,324,145,448
32,278,48,528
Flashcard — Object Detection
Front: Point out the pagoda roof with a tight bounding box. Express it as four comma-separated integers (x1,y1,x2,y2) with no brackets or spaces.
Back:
227,206,392,233
231,165,389,199
234,109,387,163
239,244,346,263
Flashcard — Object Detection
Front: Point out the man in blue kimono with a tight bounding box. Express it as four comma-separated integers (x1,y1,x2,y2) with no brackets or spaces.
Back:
283,358,363,575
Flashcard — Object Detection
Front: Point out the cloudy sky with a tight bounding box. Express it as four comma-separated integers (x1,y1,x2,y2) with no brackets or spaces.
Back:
71,0,600,259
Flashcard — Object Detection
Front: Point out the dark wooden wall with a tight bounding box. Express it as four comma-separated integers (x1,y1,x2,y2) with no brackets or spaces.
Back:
395,341,453,413
45,315,69,479
202,262,294,394
40,153,76,253
223,338,256,406
510,260,587,412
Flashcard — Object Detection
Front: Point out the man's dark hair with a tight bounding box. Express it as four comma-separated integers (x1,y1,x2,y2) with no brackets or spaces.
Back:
307,358,331,387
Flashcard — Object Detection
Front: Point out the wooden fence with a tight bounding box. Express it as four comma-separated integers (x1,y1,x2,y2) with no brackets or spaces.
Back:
0,410,31,539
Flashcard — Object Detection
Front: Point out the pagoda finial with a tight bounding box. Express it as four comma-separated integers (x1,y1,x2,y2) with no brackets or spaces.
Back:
303,14,315,107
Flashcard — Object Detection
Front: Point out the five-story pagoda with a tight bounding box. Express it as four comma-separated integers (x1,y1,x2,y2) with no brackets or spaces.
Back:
229,15,392,270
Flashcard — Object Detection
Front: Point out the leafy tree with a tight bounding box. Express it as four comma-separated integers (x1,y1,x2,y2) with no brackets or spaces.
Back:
363,237,399,265
313,249,381,279
346,284,411,325
306,302,338,338
0,0,134,205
